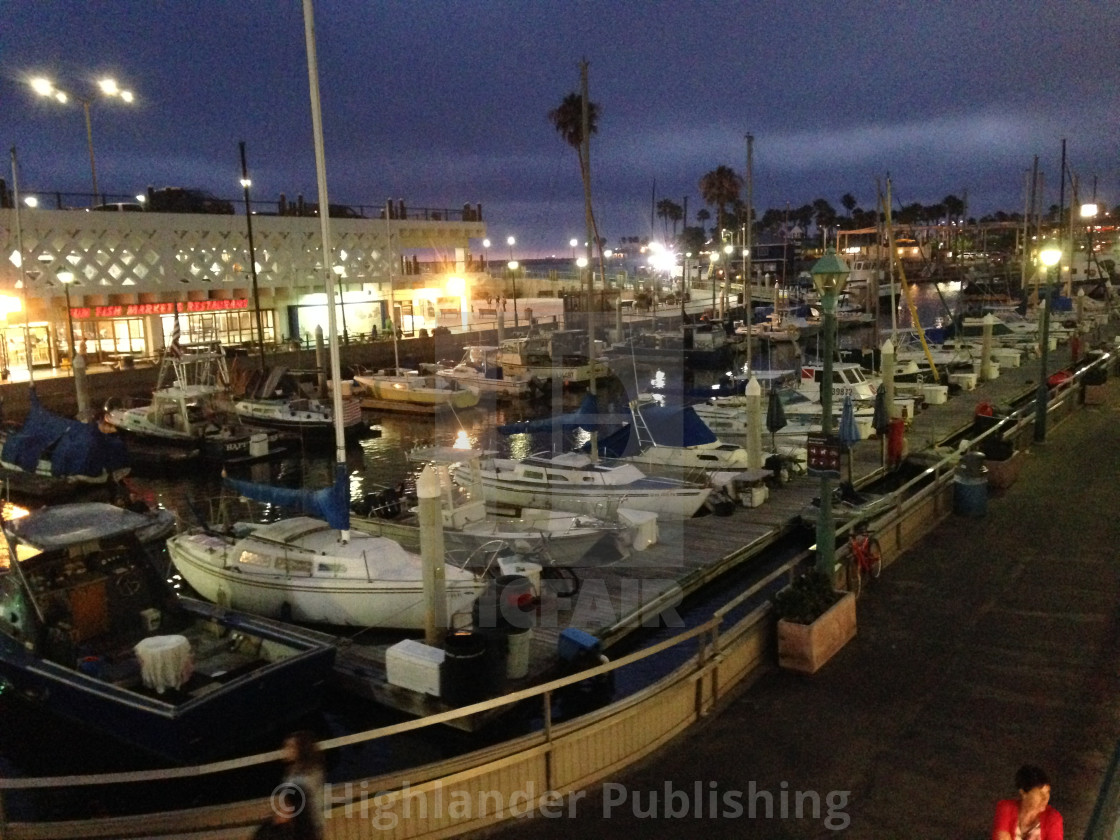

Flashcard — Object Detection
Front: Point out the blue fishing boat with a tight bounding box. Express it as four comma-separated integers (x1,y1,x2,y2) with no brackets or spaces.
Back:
0,503,337,763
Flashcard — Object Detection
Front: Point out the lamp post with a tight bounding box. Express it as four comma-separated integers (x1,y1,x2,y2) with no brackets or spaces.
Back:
1081,203,1098,280
570,238,579,261
239,141,267,369
508,260,520,328
1034,246,1061,442
29,76,133,207
58,271,78,367
809,248,851,576
709,252,719,314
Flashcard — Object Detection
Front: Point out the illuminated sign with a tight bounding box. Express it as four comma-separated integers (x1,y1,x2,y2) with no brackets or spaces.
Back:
76,299,250,319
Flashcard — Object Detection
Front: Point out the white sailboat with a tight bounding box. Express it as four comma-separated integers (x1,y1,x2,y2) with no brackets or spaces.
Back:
166,6,489,630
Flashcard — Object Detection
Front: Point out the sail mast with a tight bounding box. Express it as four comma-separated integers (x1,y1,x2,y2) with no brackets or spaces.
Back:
302,0,349,537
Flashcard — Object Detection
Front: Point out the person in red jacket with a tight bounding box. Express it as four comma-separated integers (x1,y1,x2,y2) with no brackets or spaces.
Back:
992,764,1063,840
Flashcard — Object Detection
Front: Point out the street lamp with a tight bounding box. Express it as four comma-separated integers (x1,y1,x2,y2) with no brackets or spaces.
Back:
29,76,134,207
1081,203,1098,280
809,247,851,576
239,141,267,369
709,251,720,314
508,260,520,328
58,270,78,367
1034,246,1061,442
570,238,579,260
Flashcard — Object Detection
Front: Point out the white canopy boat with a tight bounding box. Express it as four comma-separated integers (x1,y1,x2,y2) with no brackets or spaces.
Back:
466,451,711,519
352,368,481,412
433,346,541,399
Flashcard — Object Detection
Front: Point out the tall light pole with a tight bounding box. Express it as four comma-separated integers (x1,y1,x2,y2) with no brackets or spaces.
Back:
570,237,579,261
810,248,851,577
57,270,78,367
1034,246,1061,442
507,235,517,327
29,76,134,207
239,141,267,369
1081,203,1098,281
508,260,520,328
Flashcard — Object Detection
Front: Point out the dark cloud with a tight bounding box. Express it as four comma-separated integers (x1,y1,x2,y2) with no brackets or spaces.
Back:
3,0,1116,255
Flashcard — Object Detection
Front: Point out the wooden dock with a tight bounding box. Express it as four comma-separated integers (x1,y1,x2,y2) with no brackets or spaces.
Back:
334,339,1079,727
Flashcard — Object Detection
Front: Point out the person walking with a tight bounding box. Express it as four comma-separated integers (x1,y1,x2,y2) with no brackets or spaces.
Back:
256,731,326,840
992,764,1062,840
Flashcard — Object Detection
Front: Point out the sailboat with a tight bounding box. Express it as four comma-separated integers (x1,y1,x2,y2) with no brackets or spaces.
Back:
166,9,488,630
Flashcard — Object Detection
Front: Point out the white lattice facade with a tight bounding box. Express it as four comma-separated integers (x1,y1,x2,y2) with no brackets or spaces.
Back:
0,208,485,367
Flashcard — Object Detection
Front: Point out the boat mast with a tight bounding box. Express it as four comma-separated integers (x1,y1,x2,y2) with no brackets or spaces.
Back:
385,201,400,373
302,0,348,521
9,148,35,386
580,60,599,463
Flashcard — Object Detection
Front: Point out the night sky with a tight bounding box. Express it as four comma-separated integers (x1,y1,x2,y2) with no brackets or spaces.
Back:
3,1,1116,256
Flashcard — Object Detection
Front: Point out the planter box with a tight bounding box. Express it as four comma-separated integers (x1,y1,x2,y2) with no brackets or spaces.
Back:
1084,383,1108,405
984,452,1022,490
777,591,857,674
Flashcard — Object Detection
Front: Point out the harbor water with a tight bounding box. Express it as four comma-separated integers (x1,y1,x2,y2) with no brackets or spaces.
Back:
0,282,971,816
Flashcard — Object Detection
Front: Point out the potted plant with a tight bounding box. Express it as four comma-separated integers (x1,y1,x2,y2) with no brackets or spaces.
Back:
772,570,856,674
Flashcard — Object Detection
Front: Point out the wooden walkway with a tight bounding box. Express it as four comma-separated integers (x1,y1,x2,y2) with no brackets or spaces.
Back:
335,336,1080,726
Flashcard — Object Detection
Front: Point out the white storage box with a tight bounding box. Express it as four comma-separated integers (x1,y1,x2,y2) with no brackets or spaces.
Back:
617,507,659,551
386,639,445,697
990,347,1021,368
922,384,948,405
949,372,978,390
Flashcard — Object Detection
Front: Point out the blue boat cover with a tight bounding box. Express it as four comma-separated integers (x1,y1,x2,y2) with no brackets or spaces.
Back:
497,392,631,435
587,403,718,458
224,461,350,531
1,390,129,478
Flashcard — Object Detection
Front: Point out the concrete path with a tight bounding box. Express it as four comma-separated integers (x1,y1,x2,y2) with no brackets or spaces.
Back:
482,376,1120,838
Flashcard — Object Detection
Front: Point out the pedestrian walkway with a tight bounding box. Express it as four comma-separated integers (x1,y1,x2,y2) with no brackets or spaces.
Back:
484,374,1120,838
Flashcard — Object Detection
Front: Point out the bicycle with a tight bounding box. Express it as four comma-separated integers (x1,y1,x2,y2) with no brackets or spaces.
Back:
847,522,882,597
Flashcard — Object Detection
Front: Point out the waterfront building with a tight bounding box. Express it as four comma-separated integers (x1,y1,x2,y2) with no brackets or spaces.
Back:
0,198,486,374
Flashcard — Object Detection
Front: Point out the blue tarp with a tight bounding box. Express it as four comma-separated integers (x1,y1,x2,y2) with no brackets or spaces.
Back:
585,403,719,458
497,392,631,436
0,390,128,478
224,462,351,531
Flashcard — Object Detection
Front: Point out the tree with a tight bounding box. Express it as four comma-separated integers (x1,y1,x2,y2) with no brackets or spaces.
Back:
841,193,857,218
812,198,837,235
548,81,602,278
698,166,743,240
656,198,683,239
696,208,711,235
942,194,966,220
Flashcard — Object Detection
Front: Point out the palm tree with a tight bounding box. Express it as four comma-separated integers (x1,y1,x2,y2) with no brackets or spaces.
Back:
548,78,602,281
656,198,677,239
696,208,711,236
841,193,857,218
699,166,743,241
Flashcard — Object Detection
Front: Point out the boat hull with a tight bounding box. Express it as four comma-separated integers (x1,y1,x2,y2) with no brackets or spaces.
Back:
168,525,486,629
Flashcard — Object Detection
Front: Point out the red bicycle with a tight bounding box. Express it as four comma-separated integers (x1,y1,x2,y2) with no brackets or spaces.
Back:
848,523,882,597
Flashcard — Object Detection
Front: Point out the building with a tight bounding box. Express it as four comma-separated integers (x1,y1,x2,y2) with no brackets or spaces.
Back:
0,200,486,373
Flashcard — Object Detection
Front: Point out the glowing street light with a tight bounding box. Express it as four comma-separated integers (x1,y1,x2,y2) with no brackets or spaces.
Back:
508,259,520,328
1034,246,1062,442
29,75,135,206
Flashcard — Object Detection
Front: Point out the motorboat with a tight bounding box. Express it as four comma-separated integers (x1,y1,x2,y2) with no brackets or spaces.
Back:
0,389,130,501
494,335,611,388
610,324,742,370
6,501,178,550
433,346,542,399
351,446,641,565
352,368,481,412
466,451,712,519
0,504,337,763
231,364,366,440
167,515,488,629
103,343,287,465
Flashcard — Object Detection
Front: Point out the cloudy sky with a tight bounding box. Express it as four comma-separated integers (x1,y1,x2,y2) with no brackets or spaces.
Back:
3,1,1116,256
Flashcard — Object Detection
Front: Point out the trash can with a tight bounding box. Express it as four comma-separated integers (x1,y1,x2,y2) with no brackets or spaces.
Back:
441,630,488,706
953,452,988,517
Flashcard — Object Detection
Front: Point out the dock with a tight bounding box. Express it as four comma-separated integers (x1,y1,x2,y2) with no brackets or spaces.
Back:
333,338,1083,727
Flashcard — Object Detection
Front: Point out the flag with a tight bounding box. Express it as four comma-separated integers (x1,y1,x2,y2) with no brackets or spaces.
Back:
170,311,182,356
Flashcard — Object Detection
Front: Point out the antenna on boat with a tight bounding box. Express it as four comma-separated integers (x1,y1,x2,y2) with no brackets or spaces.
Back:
302,0,349,543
